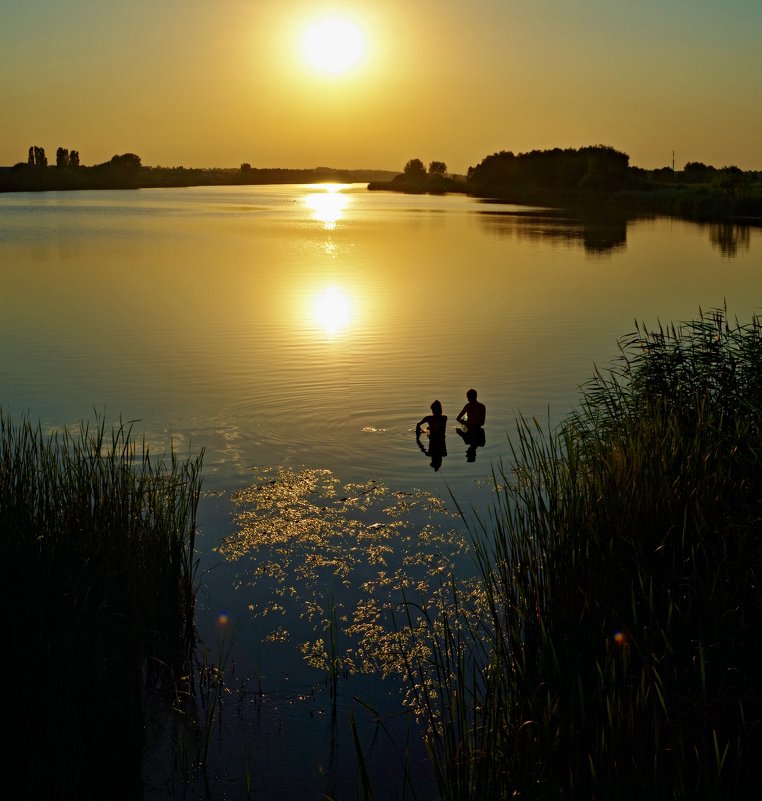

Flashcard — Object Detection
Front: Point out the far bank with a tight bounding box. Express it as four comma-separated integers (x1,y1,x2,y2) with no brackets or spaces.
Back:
3,144,762,224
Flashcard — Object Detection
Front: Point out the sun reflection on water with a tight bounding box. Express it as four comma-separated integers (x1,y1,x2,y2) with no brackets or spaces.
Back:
304,184,350,230
311,285,353,336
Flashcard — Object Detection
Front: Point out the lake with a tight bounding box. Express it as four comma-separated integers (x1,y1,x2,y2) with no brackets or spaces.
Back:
1,184,760,799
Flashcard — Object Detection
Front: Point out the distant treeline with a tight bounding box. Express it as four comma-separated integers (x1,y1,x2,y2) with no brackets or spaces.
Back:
370,145,762,222
464,145,762,221
0,147,397,192
3,143,761,222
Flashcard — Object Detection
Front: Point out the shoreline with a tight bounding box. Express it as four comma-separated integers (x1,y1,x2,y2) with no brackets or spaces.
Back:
2,169,761,226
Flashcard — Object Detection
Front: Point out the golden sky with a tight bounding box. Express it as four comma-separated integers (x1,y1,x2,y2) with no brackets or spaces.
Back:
2,0,761,173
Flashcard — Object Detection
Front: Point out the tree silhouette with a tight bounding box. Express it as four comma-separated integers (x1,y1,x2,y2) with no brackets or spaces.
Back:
27,146,47,167
428,161,447,176
403,158,426,177
56,147,70,168
467,145,630,195
109,153,141,171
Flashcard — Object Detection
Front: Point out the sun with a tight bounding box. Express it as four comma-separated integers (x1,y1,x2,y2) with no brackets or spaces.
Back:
300,16,366,76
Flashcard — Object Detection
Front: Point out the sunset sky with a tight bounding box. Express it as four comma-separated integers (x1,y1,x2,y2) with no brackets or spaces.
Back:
2,0,761,174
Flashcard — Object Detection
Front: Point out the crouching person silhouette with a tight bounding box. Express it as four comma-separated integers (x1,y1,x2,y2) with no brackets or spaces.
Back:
416,400,448,471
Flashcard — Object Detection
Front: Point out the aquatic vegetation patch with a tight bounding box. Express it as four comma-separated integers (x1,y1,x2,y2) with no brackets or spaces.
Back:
217,465,472,686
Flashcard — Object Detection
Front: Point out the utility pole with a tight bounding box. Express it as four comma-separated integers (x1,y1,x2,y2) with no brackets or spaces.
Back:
672,150,675,171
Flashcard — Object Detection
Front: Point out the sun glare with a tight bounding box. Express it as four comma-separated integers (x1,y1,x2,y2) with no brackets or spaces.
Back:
300,16,366,75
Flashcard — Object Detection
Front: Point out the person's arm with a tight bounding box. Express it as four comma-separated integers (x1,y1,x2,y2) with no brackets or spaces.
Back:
416,416,428,435
456,405,467,424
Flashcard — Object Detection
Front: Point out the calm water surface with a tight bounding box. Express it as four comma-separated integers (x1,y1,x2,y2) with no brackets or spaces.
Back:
1,185,760,799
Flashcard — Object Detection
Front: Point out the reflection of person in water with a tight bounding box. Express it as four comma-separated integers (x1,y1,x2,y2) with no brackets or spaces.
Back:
456,388,486,462
457,425,486,462
416,400,448,471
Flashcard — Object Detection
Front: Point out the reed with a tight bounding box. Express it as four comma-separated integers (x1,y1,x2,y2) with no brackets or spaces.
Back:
325,585,342,700
0,414,203,800
195,616,238,771
402,308,762,799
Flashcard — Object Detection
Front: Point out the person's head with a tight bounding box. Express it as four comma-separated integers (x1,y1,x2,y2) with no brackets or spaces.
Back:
431,400,442,416
466,388,477,402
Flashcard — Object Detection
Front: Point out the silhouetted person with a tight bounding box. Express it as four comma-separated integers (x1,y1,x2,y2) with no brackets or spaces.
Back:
456,389,486,462
416,400,447,471
456,389,486,430
417,399,447,438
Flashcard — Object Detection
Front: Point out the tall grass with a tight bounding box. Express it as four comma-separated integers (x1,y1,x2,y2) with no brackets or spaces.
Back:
0,415,203,801
401,308,762,799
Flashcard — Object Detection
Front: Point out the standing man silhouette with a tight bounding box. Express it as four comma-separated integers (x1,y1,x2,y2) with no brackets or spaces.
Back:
456,389,486,462
456,389,486,430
